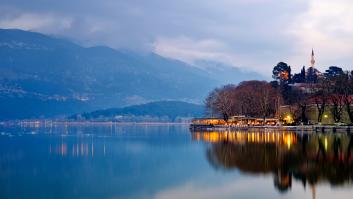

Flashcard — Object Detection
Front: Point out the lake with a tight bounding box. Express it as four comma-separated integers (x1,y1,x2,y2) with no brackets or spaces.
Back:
0,124,353,199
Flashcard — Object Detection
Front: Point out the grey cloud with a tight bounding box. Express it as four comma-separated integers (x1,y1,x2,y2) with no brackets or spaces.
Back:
2,0,352,74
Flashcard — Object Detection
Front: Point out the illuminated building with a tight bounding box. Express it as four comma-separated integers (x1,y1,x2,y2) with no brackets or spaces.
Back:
191,116,279,127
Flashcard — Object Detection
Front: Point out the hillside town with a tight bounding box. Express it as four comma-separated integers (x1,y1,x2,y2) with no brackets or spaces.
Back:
194,50,353,127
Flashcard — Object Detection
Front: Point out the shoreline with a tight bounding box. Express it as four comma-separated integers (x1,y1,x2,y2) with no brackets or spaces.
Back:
1,120,352,133
190,124,353,133
0,120,192,127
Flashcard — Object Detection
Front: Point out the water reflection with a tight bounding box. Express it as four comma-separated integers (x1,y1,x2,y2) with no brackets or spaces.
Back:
1,124,353,199
48,135,109,158
0,125,201,199
192,130,353,196
49,141,106,157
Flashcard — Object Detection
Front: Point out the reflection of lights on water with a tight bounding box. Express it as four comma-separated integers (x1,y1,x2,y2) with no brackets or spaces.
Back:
49,140,104,158
192,131,297,147
194,133,201,141
286,136,291,149
325,137,328,151
103,143,106,156
280,134,295,150
61,143,67,156
208,132,221,142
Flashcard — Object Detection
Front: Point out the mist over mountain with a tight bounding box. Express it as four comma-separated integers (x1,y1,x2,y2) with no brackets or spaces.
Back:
195,60,266,84
0,29,264,120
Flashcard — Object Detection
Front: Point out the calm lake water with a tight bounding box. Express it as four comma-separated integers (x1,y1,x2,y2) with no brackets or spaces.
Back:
0,124,353,199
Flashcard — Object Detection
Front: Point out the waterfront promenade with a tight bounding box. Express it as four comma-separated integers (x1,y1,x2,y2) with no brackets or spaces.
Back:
190,124,353,133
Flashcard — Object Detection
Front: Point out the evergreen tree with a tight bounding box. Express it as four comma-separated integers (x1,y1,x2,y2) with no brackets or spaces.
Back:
272,62,292,84
325,66,344,79
300,66,306,82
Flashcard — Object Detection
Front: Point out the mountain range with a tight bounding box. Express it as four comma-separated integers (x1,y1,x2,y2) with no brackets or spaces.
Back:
0,29,264,120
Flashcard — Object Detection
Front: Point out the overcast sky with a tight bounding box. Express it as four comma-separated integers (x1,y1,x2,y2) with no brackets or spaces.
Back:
1,0,353,74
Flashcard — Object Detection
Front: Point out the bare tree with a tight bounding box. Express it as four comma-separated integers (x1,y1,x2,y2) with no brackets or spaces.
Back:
324,73,349,123
236,81,261,117
344,95,353,124
232,81,277,118
343,81,353,124
290,89,309,124
205,81,278,121
258,83,277,119
331,72,353,124
330,94,345,123
311,79,330,123
205,85,237,121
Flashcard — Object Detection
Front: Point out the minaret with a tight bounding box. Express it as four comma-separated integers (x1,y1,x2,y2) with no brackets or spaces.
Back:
310,49,315,67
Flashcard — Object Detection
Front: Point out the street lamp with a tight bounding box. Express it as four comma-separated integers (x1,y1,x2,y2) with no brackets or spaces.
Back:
284,114,293,125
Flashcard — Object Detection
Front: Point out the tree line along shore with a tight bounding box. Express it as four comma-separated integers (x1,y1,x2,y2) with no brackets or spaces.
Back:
197,57,353,127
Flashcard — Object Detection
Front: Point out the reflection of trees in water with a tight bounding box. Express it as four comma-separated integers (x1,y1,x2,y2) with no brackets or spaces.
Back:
200,131,353,194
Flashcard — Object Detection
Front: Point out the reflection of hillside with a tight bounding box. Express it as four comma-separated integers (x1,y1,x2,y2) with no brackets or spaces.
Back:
192,131,353,194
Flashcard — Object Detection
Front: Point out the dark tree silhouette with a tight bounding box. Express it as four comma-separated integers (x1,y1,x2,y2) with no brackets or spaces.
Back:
272,62,292,83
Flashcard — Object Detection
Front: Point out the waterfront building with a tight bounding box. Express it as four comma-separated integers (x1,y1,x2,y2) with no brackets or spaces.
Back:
191,116,279,126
